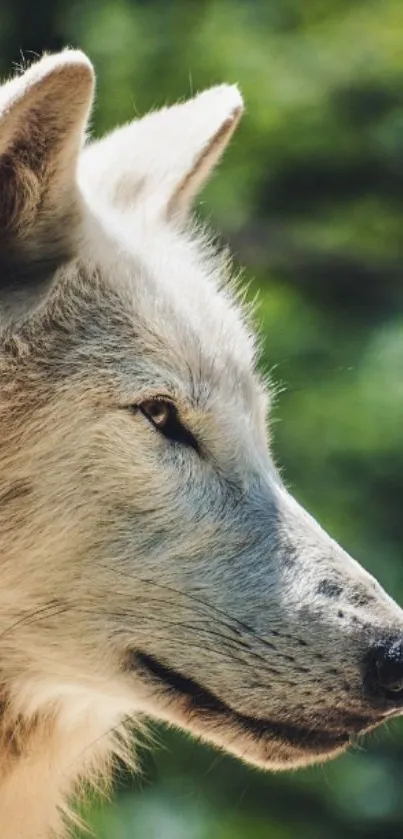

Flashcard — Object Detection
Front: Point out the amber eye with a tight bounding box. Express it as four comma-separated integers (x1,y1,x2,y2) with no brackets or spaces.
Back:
138,399,199,452
140,399,171,429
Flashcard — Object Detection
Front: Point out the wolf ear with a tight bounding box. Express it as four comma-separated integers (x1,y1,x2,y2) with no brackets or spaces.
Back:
81,84,243,220
0,51,94,314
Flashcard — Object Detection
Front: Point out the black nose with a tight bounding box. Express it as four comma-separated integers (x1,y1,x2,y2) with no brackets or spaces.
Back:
365,638,403,703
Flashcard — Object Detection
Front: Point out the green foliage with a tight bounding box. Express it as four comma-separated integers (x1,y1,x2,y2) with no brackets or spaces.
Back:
2,1,403,836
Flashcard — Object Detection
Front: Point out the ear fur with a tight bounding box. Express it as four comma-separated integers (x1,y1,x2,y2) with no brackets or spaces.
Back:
0,50,94,314
80,84,243,220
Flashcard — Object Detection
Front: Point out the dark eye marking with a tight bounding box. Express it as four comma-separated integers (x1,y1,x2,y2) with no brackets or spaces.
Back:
137,399,200,453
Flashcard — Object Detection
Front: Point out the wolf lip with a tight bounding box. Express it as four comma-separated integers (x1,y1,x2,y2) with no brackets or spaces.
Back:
131,651,353,753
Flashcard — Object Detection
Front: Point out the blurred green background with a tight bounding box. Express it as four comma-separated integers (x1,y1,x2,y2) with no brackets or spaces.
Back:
2,0,403,836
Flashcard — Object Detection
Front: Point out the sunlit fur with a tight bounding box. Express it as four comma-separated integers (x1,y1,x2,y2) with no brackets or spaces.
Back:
1,51,403,838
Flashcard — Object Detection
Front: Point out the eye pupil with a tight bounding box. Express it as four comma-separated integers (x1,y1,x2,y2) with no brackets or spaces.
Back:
138,399,199,453
142,400,170,428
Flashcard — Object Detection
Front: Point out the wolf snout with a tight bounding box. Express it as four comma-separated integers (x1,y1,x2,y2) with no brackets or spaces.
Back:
364,637,403,707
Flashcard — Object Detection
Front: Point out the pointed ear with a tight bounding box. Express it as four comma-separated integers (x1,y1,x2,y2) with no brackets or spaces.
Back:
81,84,243,220
0,50,94,313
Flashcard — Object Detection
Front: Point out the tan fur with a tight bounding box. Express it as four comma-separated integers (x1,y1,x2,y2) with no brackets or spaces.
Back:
1,52,403,838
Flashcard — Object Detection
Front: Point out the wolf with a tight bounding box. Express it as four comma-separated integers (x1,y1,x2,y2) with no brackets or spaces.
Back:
1,49,403,839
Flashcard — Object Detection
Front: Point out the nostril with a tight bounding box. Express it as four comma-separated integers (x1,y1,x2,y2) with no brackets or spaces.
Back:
365,638,403,703
376,640,403,692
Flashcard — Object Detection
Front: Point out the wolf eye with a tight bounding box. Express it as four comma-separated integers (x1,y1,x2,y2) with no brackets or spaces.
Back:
138,399,199,452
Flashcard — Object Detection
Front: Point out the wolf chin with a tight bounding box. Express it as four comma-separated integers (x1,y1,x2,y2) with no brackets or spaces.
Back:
1,50,403,838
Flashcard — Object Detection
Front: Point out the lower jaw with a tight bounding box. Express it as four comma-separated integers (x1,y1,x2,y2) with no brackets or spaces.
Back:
192,716,350,770
131,651,354,768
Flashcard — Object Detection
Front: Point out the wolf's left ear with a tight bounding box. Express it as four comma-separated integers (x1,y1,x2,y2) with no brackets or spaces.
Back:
81,84,243,220
0,51,94,313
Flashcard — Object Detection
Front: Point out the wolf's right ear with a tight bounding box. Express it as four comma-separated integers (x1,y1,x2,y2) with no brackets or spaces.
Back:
0,51,94,315
80,84,243,222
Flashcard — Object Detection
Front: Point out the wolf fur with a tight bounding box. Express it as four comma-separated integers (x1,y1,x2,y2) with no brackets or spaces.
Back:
1,50,403,838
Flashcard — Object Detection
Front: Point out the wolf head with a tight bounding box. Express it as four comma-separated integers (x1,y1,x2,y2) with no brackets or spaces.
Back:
1,51,403,773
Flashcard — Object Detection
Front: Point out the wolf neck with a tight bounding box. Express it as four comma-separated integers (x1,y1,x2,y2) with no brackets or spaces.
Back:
0,702,125,839
0,714,71,839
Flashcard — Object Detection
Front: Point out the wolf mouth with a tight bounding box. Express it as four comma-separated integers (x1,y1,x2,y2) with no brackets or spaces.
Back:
132,651,355,754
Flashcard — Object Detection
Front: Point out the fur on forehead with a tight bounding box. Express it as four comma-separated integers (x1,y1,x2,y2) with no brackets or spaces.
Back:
78,218,258,401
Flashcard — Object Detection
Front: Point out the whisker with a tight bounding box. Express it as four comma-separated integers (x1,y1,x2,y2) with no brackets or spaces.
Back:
99,562,281,655
0,603,71,642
